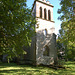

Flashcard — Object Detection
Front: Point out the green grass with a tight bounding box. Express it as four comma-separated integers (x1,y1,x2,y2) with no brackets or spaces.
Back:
0,61,75,75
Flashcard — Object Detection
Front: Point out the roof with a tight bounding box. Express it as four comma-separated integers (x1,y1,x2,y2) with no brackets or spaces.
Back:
32,0,54,11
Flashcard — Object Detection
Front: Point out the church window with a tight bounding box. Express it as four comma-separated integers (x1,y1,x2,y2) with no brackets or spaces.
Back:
44,8,47,19
48,10,51,21
40,7,42,18
43,45,49,56
45,29,47,36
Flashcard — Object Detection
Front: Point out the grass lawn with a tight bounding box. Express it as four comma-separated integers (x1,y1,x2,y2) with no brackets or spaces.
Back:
0,61,75,75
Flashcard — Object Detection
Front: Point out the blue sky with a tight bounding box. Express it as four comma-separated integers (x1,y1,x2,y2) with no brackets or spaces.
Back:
26,0,61,35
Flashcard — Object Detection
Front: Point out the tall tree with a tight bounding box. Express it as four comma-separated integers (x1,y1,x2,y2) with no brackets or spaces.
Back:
0,0,36,59
57,0,75,60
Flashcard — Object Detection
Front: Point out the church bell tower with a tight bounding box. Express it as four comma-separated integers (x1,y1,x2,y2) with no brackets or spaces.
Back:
32,0,55,33
30,0,57,65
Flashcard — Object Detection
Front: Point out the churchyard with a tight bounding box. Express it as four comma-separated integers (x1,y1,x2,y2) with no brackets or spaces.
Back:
0,61,75,75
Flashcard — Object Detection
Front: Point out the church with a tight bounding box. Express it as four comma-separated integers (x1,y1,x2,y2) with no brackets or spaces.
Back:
24,0,57,65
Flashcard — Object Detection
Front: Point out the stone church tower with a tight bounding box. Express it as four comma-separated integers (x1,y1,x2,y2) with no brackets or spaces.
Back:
24,0,57,65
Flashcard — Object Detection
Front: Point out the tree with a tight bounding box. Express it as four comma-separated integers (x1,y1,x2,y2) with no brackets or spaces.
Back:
0,0,36,60
57,0,75,60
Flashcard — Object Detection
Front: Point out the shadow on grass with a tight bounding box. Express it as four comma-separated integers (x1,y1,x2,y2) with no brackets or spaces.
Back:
0,63,18,69
0,63,44,74
0,69,57,75
0,63,56,75
0,62,75,75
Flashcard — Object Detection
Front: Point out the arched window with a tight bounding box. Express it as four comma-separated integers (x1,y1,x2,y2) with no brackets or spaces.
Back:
48,10,51,21
44,8,47,19
45,29,47,36
43,45,49,56
40,7,42,18
43,29,47,36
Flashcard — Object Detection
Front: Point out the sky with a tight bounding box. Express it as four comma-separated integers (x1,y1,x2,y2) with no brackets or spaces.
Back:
26,0,62,35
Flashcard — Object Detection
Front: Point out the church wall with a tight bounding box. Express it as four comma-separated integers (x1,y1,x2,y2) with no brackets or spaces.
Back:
32,3,36,17
36,33,56,65
36,18,55,34
30,35,36,64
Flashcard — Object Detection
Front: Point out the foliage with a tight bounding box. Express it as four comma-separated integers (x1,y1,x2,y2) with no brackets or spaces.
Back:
56,40,65,60
57,0,75,60
0,0,36,59
0,61,75,75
